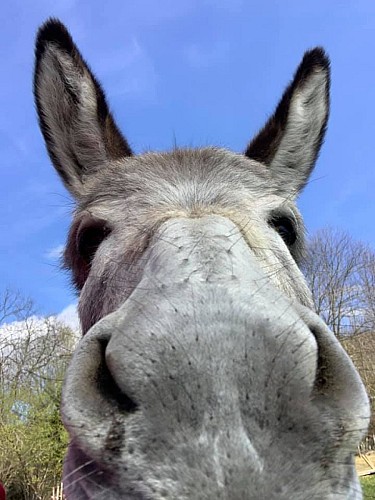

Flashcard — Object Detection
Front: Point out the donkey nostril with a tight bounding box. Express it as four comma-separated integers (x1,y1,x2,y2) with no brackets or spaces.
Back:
310,327,331,393
97,339,138,413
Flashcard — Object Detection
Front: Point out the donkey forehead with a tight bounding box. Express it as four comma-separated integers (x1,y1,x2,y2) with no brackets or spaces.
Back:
80,148,279,210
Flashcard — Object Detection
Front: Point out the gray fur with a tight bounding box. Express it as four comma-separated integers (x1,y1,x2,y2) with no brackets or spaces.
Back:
34,20,369,500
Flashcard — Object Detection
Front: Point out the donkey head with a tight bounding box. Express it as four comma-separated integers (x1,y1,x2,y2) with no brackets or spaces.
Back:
34,19,369,499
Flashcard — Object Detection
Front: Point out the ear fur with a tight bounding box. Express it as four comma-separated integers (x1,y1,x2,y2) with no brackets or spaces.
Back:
245,48,330,196
34,19,132,198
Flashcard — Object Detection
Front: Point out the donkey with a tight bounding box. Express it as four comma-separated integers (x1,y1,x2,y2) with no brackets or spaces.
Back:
34,19,369,499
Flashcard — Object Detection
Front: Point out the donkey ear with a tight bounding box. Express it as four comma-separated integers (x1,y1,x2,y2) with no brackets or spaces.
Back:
34,19,132,198
245,48,330,197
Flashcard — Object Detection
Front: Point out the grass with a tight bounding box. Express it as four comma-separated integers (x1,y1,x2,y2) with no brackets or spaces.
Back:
361,475,375,499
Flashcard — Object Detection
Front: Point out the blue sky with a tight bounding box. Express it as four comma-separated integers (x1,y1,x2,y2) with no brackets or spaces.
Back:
1,0,374,318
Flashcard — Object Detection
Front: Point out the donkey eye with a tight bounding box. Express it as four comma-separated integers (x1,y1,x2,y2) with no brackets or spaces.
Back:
269,216,297,247
77,221,111,263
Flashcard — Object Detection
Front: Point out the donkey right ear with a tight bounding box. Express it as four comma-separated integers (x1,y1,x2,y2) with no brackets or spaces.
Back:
245,48,330,197
34,19,132,198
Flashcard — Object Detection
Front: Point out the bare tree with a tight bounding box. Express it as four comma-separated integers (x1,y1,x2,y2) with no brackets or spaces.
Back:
303,227,375,336
0,288,34,324
301,229,375,449
0,289,78,499
359,249,375,330
342,331,375,450
0,289,78,412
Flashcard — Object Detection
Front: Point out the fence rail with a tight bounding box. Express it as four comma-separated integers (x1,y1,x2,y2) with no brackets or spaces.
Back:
359,434,375,453
51,483,65,500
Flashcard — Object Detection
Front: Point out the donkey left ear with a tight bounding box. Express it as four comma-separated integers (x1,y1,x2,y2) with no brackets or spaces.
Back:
34,19,132,199
245,48,330,197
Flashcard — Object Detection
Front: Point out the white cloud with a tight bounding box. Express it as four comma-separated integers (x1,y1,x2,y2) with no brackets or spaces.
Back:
0,304,80,341
57,303,80,332
0,316,45,341
45,244,65,261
